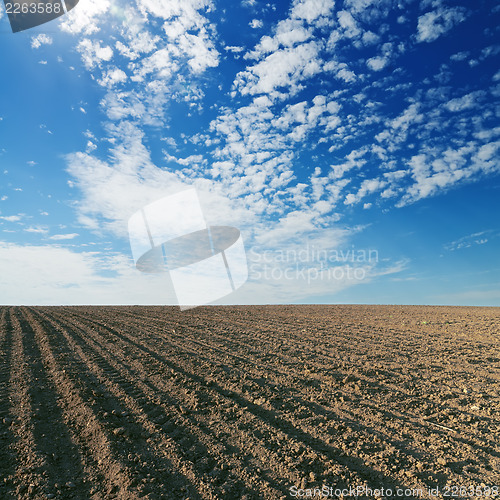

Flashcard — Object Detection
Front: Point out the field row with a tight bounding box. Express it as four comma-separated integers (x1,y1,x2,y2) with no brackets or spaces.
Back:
0,305,498,499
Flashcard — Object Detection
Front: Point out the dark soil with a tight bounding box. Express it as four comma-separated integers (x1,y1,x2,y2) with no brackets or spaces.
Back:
0,305,498,499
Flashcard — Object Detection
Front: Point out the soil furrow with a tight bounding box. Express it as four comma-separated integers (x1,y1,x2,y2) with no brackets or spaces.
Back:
41,307,289,499
65,306,500,491
28,307,205,500
67,306,498,480
8,309,50,498
2,305,498,500
55,308,427,495
0,308,18,499
22,308,148,499
32,308,254,499
12,308,93,499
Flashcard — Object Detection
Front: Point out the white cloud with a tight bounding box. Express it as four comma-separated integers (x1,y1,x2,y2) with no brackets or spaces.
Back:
254,210,320,244
444,231,491,251
473,126,500,141
291,0,335,22
66,122,188,236
344,178,386,205
361,31,379,46
235,42,322,99
445,91,484,112
136,0,220,73
225,45,245,53
137,0,212,20
344,0,380,13
175,30,219,73
31,34,53,49
396,140,500,206
98,68,128,88
450,51,469,61
25,226,48,234
0,238,404,306
130,48,177,82
208,94,343,207
0,215,23,222
77,39,113,69
59,0,111,35
337,10,360,38
164,153,205,167
0,242,176,305
324,60,357,82
475,141,500,164
375,103,423,149
63,0,220,134
116,30,160,59
49,233,80,240
416,7,467,43
235,0,338,101
275,21,312,48
249,19,263,29
366,56,388,71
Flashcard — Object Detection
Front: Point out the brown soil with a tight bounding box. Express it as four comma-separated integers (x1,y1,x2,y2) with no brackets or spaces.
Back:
0,305,499,500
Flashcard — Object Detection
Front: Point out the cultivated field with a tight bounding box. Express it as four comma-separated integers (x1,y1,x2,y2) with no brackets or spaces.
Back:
0,305,499,499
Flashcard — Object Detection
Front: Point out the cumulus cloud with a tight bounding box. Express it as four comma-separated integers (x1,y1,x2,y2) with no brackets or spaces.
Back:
344,0,380,13
291,0,335,22
234,0,337,100
136,0,220,73
77,39,113,69
208,94,343,207
25,226,48,234
396,140,500,206
59,0,111,35
366,56,388,71
31,34,53,49
67,0,220,133
235,42,322,99
337,10,361,38
344,178,386,205
445,91,485,112
416,7,467,43
98,68,128,88
249,19,263,29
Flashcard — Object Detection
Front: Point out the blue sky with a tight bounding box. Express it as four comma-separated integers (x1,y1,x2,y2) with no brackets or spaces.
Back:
0,0,499,305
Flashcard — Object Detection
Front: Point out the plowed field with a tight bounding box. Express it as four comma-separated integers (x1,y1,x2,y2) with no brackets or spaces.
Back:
0,305,499,500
